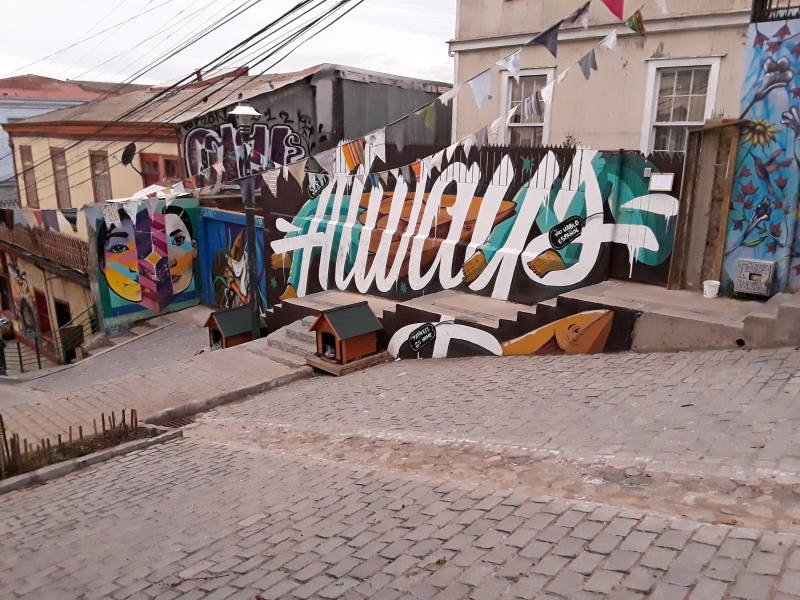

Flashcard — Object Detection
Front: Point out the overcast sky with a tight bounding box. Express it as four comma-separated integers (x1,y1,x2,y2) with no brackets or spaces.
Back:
0,0,456,85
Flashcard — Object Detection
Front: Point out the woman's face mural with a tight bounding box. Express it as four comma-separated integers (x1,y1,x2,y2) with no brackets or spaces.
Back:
165,211,197,294
99,204,196,306
102,214,142,302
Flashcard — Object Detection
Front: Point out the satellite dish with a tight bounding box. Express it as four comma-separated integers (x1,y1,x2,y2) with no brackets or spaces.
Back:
121,143,137,166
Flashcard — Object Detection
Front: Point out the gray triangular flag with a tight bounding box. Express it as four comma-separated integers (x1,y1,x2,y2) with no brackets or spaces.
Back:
578,49,598,80
474,126,489,149
528,20,562,58
563,1,590,29
314,148,336,174
467,69,492,109
122,200,139,223
365,128,386,167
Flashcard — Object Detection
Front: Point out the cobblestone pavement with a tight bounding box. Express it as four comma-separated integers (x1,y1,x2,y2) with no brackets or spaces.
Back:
212,347,800,479
2,437,800,600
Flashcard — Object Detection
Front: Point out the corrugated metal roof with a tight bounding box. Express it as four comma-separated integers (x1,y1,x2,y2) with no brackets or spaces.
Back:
14,64,450,126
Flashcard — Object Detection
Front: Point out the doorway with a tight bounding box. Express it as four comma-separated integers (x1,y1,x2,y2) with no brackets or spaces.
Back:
321,332,337,359
54,300,75,362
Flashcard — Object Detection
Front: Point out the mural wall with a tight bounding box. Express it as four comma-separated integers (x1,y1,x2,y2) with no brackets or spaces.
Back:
263,147,681,306
181,90,322,187
6,254,37,340
199,207,267,312
724,20,800,294
383,298,638,360
87,198,200,329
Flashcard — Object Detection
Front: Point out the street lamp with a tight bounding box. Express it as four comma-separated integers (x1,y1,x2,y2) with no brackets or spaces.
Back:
230,101,263,340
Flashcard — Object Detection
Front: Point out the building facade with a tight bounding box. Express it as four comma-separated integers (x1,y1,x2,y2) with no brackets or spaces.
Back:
0,64,450,358
449,0,751,153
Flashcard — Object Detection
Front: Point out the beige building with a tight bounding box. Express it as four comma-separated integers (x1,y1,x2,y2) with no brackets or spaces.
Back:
449,0,751,153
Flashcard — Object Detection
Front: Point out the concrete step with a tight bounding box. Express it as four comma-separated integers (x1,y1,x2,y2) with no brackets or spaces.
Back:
263,350,308,369
265,325,315,359
285,325,316,345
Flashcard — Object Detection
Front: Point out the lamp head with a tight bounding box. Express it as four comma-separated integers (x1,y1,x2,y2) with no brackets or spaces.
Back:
229,102,261,138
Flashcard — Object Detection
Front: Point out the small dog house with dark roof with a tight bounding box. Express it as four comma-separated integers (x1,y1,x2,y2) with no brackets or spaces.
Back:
309,301,383,365
204,306,254,349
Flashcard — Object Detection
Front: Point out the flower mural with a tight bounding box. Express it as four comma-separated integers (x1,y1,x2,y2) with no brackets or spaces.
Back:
724,20,800,294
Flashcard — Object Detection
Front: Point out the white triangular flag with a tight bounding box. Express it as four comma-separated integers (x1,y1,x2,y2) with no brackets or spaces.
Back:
600,29,618,52
102,203,121,228
540,81,554,106
463,133,476,157
490,115,504,136
557,67,570,84
281,165,289,180
172,181,185,195
314,148,336,174
467,69,492,109
496,49,521,81
506,105,520,124
365,128,386,166
438,85,460,105
262,169,279,196
122,200,139,224
446,143,459,161
653,0,668,14
212,162,224,177
430,149,445,171
143,196,159,216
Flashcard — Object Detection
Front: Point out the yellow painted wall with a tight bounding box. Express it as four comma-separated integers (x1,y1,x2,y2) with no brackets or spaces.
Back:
12,136,180,210
453,0,750,149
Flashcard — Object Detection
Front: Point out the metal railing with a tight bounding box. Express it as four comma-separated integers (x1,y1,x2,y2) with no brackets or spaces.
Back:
50,304,99,364
752,0,800,22
0,338,44,374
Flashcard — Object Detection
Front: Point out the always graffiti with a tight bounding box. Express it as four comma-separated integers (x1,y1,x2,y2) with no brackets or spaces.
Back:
266,147,680,305
183,108,321,185
383,301,637,359
89,198,200,328
724,20,800,293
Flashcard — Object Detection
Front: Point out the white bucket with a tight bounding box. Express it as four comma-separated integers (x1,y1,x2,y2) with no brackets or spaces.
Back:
703,280,720,298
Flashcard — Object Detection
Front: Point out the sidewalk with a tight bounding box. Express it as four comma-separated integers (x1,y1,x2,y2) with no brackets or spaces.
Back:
0,336,312,443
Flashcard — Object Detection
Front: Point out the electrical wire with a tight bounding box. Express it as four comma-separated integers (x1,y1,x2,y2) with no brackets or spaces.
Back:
18,0,349,198
32,0,365,205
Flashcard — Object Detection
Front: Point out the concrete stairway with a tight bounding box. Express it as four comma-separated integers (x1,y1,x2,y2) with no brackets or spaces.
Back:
263,316,317,368
742,292,800,348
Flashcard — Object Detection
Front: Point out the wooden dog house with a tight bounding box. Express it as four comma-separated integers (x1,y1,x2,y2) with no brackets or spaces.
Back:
309,302,383,365
204,306,254,349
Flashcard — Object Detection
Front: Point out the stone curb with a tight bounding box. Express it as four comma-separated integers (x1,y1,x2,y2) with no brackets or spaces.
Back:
143,366,314,426
0,425,182,495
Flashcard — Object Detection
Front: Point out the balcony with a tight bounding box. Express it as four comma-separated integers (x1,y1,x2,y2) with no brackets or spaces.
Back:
752,0,800,21
0,224,89,274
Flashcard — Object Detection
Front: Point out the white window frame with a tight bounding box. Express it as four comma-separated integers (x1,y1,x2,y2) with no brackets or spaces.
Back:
640,56,721,154
500,67,555,146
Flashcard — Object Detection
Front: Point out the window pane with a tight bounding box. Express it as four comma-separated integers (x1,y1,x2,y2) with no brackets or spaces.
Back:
51,148,71,209
675,70,693,95
688,95,706,121
653,127,671,152
509,125,543,146
672,95,689,121
164,159,179,179
692,68,709,94
19,145,38,208
658,71,675,98
510,74,546,123
656,96,672,122
653,126,688,153
90,153,112,202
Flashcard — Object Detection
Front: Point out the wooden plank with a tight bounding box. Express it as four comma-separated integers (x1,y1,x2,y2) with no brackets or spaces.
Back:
306,351,391,376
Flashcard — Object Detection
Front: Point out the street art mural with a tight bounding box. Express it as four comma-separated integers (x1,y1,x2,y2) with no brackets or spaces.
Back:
183,107,321,186
382,300,637,359
724,20,800,294
6,255,37,340
264,147,681,306
199,207,267,312
88,198,200,329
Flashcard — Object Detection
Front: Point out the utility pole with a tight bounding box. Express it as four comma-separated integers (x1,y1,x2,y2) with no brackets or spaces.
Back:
230,102,263,340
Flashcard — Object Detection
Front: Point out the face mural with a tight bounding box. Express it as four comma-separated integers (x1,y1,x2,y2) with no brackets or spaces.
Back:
92,199,200,328
200,209,267,312
265,148,681,305
724,20,800,293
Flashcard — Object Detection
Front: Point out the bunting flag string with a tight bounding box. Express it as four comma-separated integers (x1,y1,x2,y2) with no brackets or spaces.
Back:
438,85,460,105
496,49,521,81
528,20,563,58
416,103,437,133
262,168,279,196
601,0,625,20
626,9,646,36
578,49,598,80
467,69,493,109
365,128,387,165
341,138,365,172
314,147,336,174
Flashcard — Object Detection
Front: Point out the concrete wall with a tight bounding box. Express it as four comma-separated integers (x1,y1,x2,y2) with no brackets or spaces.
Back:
12,136,180,211
451,0,750,150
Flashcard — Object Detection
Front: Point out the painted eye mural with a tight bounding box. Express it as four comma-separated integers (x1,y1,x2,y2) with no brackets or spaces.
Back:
92,199,200,329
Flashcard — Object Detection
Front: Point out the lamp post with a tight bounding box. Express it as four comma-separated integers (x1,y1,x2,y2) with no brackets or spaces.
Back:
230,101,263,340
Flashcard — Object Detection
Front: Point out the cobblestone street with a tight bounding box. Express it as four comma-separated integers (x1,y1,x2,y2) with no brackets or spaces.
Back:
2,347,800,599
